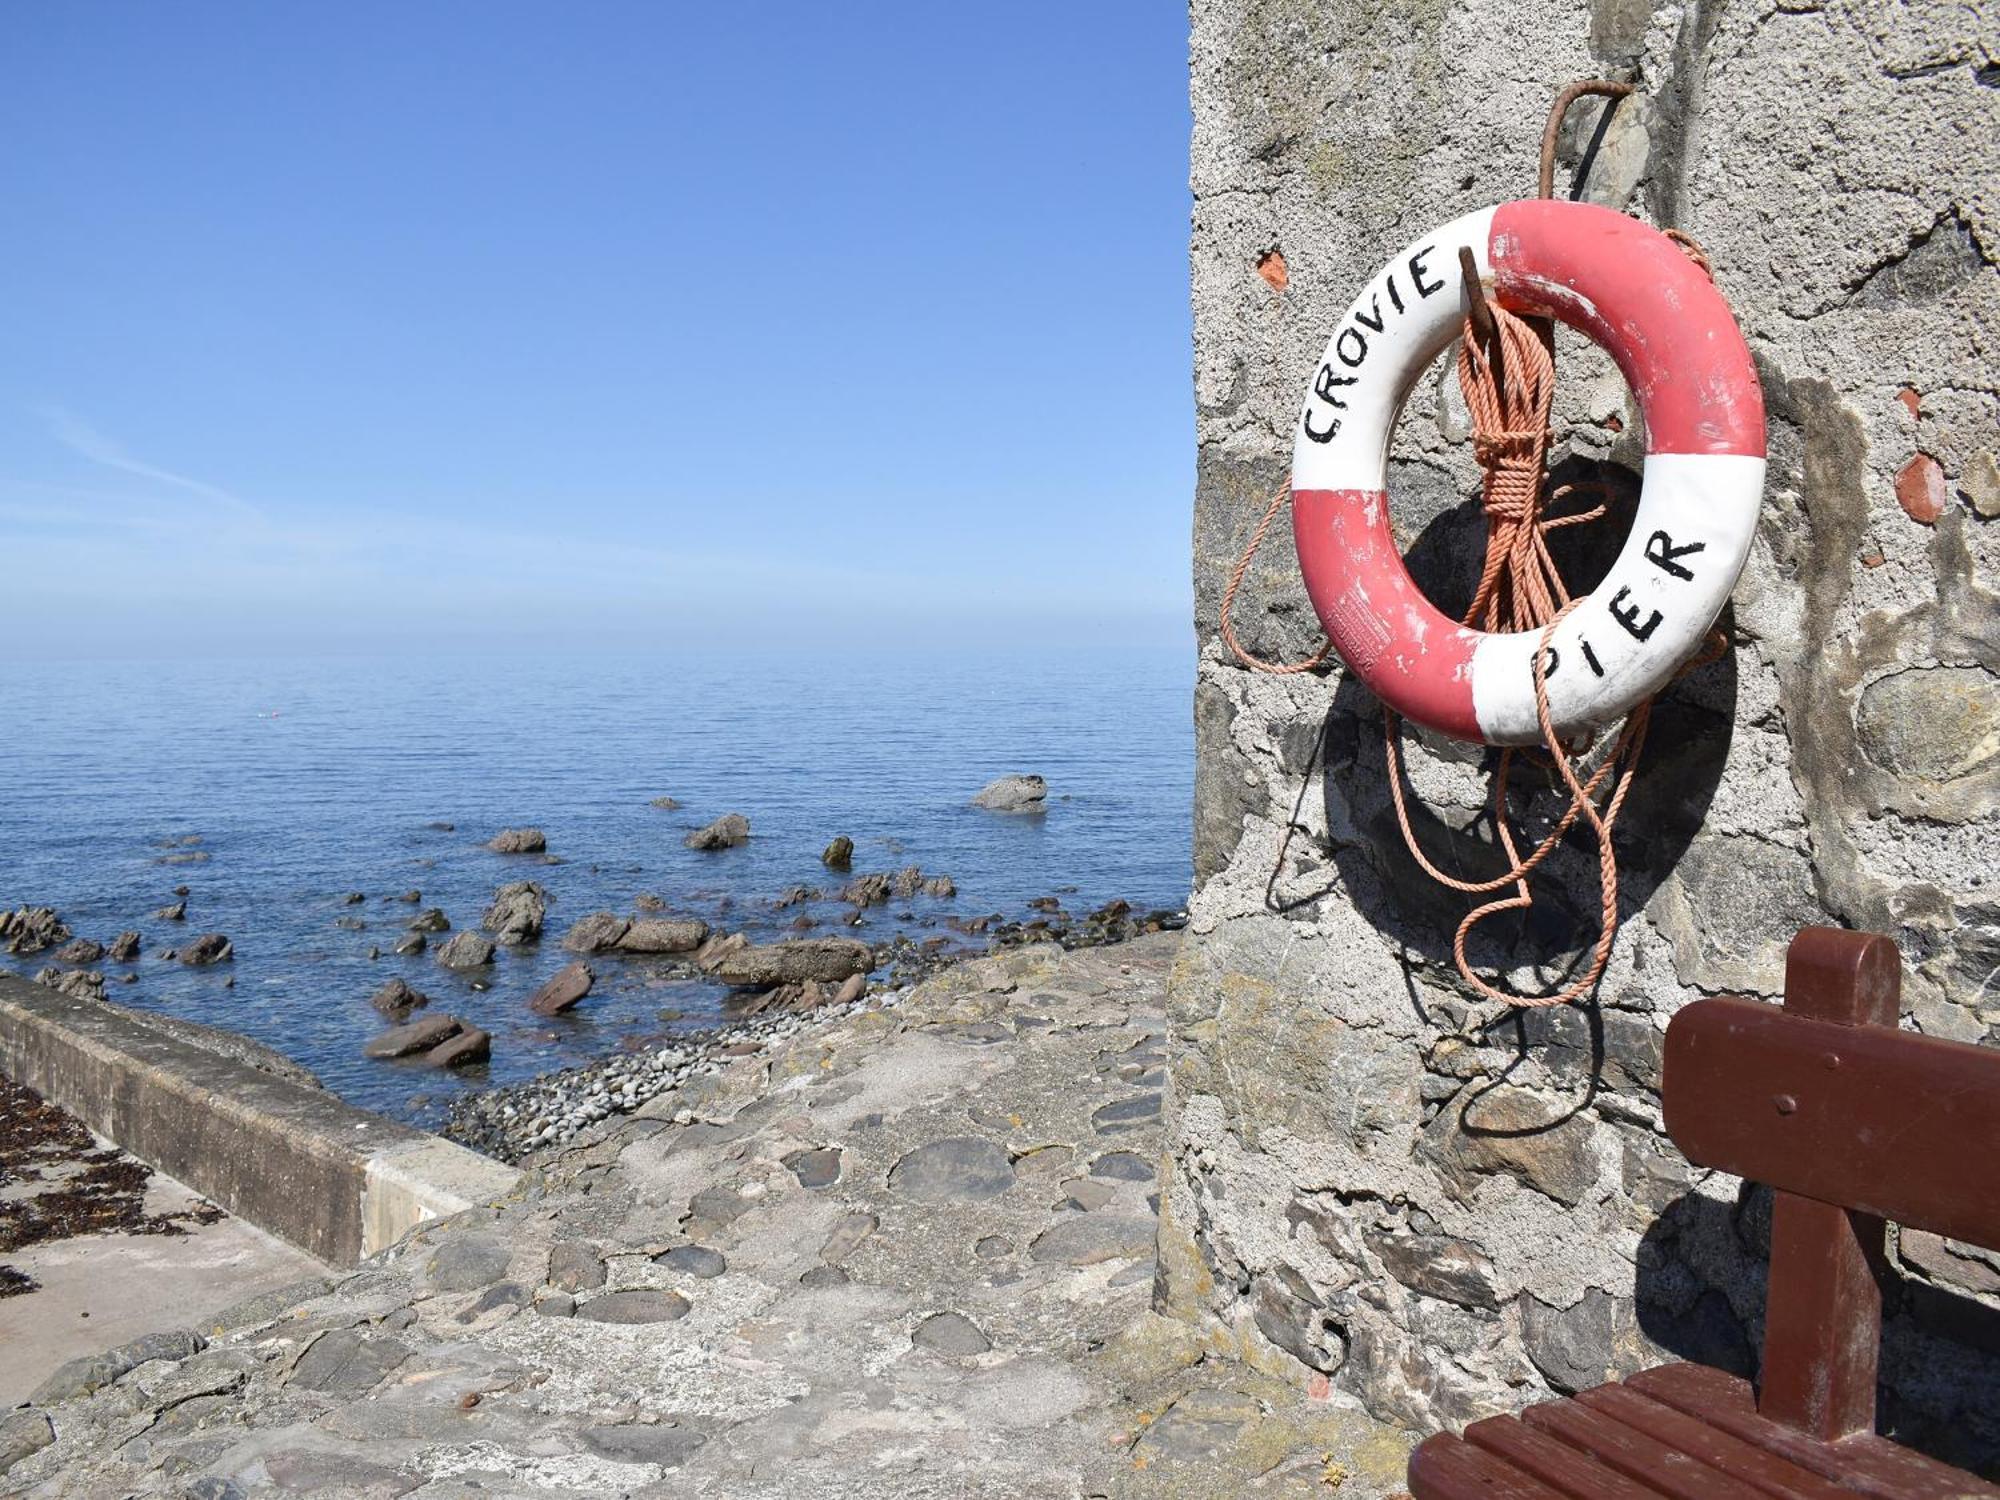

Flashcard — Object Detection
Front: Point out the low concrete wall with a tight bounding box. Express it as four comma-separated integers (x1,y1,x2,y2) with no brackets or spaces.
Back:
0,976,520,1265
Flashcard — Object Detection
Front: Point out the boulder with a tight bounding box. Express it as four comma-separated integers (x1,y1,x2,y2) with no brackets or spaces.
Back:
408,908,451,933
370,978,429,1020
393,932,427,956
54,937,104,964
693,931,749,972
107,931,142,962
618,918,710,954
971,774,1047,813
684,813,750,851
153,899,187,922
424,1026,491,1068
714,937,873,989
1,906,70,955
34,968,104,1001
841,873,891,907
482,881,547,946
436,931,495,969
364,1014,465,1059
528,961,594,1016
178,933,233,965
821,836,854,869
562,912,631,954
487,828,547,854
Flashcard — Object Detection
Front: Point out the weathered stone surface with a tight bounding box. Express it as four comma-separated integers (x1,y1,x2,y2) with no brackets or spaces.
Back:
888,1137,1016,1201
684,813,749,851
1418,1088,1601,1208
714,937,872,988
655,1244,727,1279
481,880,547,945
423,1025,490,1068
1090,1151,1155,1182
617,917,709,953
575,1289,691,1324
427,1234,512,1291
106,930,141,961
912,1311,991,1355
486,827,546,854
1028,1215,1155,1266
1855,665,1998,784
971,774,1046,812
528,960,594,1015
0,1410,53,1475
547,1240,607,1292
783,1146,843,1189
562,911,631,953
434,930,494,969
288,1329,410,1394
580,1422,707,1467
1364,1232,1500,1310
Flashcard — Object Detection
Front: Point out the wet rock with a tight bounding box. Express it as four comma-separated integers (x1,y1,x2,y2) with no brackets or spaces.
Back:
0,1410,53,1475
435,930,495,969
715,937,872,988
363,1014,465,1059
685,813,750,851
581,1422,707,1467
178,933,233,965
547,1240,606,1292
153,899,187,922
369,977,429,1020
618,917,710,953
529,960,595,1016
972,774,1047,813
408,907,451,933
487,827,547,854
287,1328,410,1394
889,1137,1016,1201
425,1026,491,1068
841,872,891,906
334,915,366,930
913,1311,991,1355
393,932,427,956
106,931,142,961
822,835,854,868
481,880,547,945
2,906,71,954
53,937,103,964
784,1147,844,1189
563,912,631,953
1028,1215,1155,1266
157,850,210,865
655,1245,727,1279
576,1288,691,1324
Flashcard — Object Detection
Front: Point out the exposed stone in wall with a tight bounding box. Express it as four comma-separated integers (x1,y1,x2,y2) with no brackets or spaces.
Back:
1172,0,2000,1466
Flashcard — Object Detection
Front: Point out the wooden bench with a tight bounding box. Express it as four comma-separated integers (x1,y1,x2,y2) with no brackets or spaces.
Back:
1409,927,2000,1498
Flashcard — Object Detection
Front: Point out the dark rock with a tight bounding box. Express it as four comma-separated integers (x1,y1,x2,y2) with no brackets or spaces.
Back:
1090,1151,1155,1182
580,1422,706,1467
435,930,495,969
715,937,872,988
822,835,854,868
426,821,454,832
156,850,210,865
424,1026,491,1068
35,967,104,1000
487,827,546,854
53,937,103,964
287,1328,410,1394
536,1291,576,1318
618,917,710,953
0,906,70,955
106,931,142,962
369,977,429,1020
972,774,1047,812
1092,1093,1163,1133
334,915,366,931
783,1147,843,1189
800,1265,849,1288
655,1245,727,1279
1521,1288,1620,1395
177,933,233,965
1364,1230,1501,1309
547,1241,607,1292
455,1281,528,1323
153,899,187,922
481,880,547,946
772,885,817,909
1027,1215,1156,1266
684,813,750,851
912,1311,991,1355
563,912,631,954
394,889,422,903
30,1348,139,1404
340,891,365,905
393,932,427,956
363,1014,465,1059
575,1289,691,1324
427,1234,512,1291
841,873,891,906
889,1137,1016,1201
528,960,594,1016
408,907,451,933
974,1235,1012,1260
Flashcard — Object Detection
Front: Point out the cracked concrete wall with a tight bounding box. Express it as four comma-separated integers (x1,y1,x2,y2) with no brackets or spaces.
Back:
1166,0,2000,1466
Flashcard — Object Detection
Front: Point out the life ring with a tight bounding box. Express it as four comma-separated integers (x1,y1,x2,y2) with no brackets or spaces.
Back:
1291,199,1765,746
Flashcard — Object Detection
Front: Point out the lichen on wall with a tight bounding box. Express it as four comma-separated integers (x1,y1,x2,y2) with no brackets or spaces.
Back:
1171,0,2000,1463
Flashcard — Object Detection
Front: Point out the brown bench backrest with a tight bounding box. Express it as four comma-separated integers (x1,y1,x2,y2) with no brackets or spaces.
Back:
1661,927,2000,1441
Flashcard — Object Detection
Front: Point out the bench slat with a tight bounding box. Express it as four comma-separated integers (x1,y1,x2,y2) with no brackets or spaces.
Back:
1409,1432,1579,1500
1663,997,2000,1248
1573,1383,1863,1500
1522,1394,1773,1500
1627,1363,2000,1499
1465,1415,1675,1499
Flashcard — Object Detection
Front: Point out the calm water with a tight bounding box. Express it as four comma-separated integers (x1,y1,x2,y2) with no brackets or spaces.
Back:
0,648,1192,1125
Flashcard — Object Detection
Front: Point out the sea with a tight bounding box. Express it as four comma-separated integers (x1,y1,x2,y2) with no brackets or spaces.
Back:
0,647,1193,1126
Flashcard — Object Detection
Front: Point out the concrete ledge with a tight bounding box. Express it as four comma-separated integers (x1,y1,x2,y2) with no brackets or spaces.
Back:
0,976,521,1265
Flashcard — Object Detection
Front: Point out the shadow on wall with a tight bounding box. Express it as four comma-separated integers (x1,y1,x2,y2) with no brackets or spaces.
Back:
1281,457,1738,1000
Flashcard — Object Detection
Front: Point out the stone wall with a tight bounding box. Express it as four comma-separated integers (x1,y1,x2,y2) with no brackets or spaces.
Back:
1166,0,2000,1467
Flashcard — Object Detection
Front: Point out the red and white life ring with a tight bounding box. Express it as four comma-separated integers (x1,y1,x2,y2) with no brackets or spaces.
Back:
1291,200,1765,746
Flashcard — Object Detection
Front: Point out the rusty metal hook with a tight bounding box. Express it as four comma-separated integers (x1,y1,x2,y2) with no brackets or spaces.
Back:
1539,79,1635,199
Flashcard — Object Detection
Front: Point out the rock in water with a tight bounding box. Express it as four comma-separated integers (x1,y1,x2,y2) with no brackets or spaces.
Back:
892,866,924,898
482,881,547,946
178,933,233,965
617,918,710,954
107,931,142,962
153,899,187,922
370,978,429,1019
436,931,495,969
364,1014,464,1059
972,774,1047,813
393,932,427,956
54,937,104,964
408,907,451,933
34,968,104,1001
714,937,872,989
821,836,854,869
922,875,957,899
424,1026,490,1068
528,961,594,1016
1,906,71,955
487,828,547,854
562,913,631,954
648,795,682,810
685,813,750,851
841,873,890,907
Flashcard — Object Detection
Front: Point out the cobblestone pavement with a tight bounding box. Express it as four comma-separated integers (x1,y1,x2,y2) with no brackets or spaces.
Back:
4,934,1414,1498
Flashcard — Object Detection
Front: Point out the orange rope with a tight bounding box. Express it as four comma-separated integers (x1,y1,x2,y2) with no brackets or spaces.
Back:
1219,480,1332,674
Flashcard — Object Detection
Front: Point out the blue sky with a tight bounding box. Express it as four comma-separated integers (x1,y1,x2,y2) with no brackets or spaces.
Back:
0,5,1193,657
